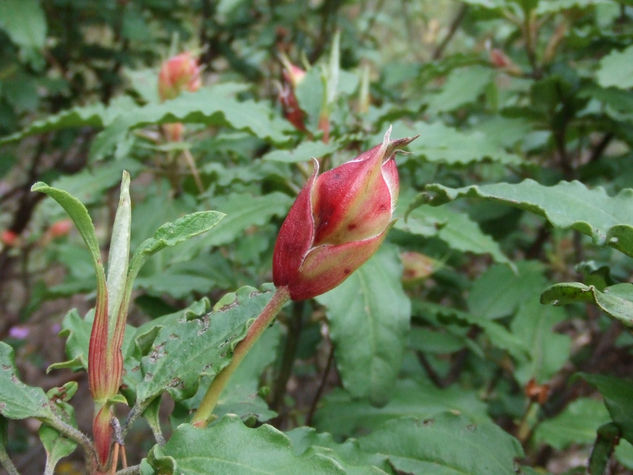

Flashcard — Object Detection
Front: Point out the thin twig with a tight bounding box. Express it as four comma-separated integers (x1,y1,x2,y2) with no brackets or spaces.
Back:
306,343,335,426
415,351,444,388
433,3,468,60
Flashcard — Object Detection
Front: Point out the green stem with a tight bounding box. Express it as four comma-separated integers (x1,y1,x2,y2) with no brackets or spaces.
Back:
192,286,291,427
0,438,19,475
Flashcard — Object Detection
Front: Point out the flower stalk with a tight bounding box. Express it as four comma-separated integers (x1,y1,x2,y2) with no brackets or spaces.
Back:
192,286,291,427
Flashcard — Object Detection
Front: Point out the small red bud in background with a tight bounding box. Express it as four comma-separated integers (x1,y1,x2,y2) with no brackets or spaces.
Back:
401,251,438,283
278,55,308,132
48,219,72,238
273,128,417,300
158,52,201,102
1,230,18,247
162,122,185,142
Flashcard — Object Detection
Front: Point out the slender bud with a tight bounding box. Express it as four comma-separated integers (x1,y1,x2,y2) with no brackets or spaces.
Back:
93,403,113,468
273,127,417,300
278,56,307,132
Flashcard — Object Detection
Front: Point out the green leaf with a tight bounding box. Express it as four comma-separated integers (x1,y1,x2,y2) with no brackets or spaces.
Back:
536,0,615,14
128,210,225,286
316,247,411,406
146,416,346,474
541,282,633,326
134,286,275,407
39,383,78,473
107,172,131,334
422,180,633,258
0,103,107,145
203,192,292,247
286,427,389,474
389,121,522,165
314,378,489,438
0,0,46,63
359,413,524,475
467,262,546,320
533,398,610,450
596,45,633,90
31,181,105,276
419,302,530,361
0,342,55,421
511,298,571,385
396,202,510,264
181,323,282,423
425,66,493,114
262,140,339,163
579,373,633,445
92,89,291,159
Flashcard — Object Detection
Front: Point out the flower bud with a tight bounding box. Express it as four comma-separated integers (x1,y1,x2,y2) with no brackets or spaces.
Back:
158,52,201,102
48,219,72,238
273,128,417,300
1,230,18,247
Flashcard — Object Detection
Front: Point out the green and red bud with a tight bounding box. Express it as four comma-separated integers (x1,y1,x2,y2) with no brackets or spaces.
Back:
93,403,114,469
278,55,308,132
273,128,417,300
158,52,201,101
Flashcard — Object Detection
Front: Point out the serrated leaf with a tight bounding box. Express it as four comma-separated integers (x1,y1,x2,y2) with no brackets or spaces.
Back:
0,103,107,145
313,378,489,437
533,398,610,450
596,45,633,90
579,373,633,445
359,413,524,475
286,427,389,474
92,89,291,159
262,140,339,163
394,121,522,165
204,192,292,247
422,180,633,257
146,416,345,474
396,202,510,264
541,282,633,326
134,286,275,407
316,247,411,406
425,66,493,114
0,342,54,421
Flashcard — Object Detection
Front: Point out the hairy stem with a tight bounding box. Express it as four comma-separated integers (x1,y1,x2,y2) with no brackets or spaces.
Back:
192,286,291,427
45,415,97,473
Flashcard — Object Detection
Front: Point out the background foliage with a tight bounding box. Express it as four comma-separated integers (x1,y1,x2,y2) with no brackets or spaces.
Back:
2,0,633,473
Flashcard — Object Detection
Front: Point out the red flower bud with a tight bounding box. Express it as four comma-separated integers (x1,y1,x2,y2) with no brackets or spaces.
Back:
158,52,202,102
1,230,18,247
48,219,72,238
278,84,307,132
273,128,417,300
